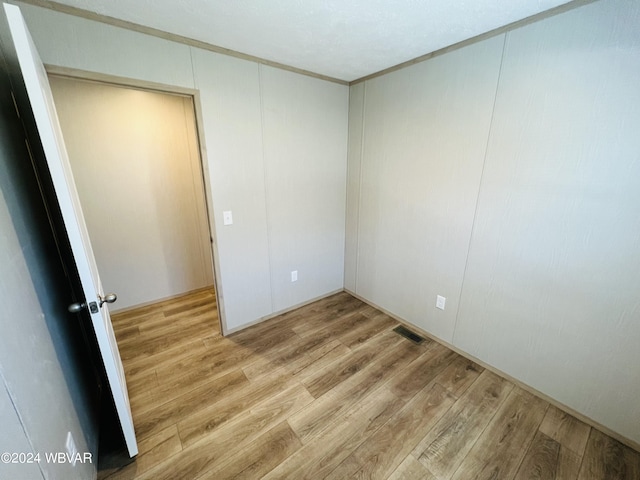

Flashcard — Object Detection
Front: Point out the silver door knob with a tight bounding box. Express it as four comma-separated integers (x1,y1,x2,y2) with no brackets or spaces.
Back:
99,293,117,307
68,302,86,313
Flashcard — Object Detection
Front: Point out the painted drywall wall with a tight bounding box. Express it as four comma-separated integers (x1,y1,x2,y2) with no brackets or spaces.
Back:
347,0,640,445
14,1,349,331
190,49,273,328
351,35,504,342
453,0,640,445
0,380,42,479
49,77,213,310
261,66,348,312
0,35,97,478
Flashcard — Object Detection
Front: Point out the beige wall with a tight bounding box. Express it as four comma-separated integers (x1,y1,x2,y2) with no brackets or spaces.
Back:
347,0,640,446
0,180,94,480
50,77,213,310
16,1,349,331
13,0,640,450
261,66,348,312
0,188,94,480
347,35,504,341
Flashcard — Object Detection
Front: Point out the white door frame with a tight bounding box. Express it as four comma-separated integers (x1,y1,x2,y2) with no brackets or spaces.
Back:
46,65,228,335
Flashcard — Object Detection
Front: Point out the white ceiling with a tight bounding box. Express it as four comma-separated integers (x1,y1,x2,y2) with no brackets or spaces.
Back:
47,0,574,82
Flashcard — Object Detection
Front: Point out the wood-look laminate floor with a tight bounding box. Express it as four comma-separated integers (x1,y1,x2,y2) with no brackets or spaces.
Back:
99,289,640,480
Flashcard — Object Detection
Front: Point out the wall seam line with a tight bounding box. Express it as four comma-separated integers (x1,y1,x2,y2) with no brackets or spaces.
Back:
188,45,197,90
452,32,508,345
258,64,276,313
0,372,46,480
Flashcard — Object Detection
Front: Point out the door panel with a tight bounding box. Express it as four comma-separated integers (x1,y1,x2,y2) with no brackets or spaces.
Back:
2,3,137,457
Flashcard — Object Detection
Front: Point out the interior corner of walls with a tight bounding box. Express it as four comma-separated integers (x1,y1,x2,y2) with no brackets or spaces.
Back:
259,64,349,313
351,32,507,343
343,81,366,294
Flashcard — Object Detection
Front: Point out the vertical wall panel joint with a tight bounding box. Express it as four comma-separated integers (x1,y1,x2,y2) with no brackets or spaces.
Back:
258,64,276,313
452,32,509,344
1,374,46,480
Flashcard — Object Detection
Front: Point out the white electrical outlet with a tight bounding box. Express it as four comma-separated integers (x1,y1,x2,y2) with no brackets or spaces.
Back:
66,432,78,466
436,295,446,310
291,270,298,282
223,210,233,226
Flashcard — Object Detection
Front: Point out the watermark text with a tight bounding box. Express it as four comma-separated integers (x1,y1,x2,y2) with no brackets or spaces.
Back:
1,451,93,465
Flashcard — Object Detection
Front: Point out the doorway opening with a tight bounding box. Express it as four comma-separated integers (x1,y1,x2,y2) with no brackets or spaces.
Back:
49,74,220,325
48,72,223,466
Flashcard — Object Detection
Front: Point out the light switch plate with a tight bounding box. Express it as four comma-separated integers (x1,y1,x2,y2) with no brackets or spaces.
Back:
436,295,446,310
223,210,233,226
291,270,298,282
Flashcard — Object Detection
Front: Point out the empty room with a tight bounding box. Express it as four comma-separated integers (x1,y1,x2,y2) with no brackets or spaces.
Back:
0,0,638,479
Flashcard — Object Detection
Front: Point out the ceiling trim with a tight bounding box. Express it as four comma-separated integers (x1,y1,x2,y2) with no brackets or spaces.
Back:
16,0,598,88
349,0,598,85
15,0,349,85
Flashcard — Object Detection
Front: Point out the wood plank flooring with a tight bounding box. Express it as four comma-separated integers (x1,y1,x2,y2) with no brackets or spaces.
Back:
99,289,640,480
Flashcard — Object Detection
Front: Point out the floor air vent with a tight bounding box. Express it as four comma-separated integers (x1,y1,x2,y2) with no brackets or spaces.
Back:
393,325,425,344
